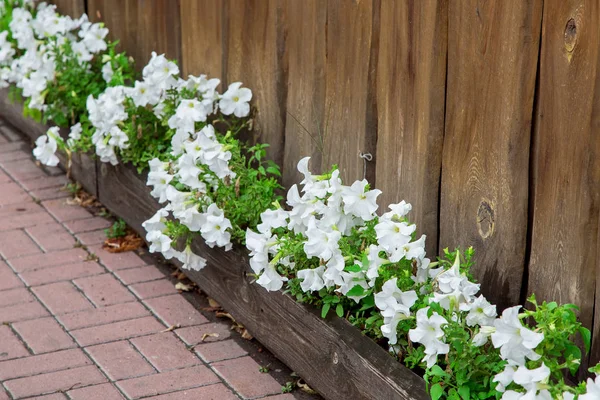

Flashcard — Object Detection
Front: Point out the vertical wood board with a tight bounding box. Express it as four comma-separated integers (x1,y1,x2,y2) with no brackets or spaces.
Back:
50,0,85,18
226,0,286,167
281,0,326,186
374,0,447,256
527,0,600,363
322,0,376,183
179,0,224,80
439,0,543,309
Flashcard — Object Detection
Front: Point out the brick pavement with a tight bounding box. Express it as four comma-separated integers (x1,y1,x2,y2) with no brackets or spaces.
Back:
0,125,299,400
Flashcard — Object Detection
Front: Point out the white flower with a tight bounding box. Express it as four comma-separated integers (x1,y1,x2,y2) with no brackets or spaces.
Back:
473,325,495,347
200,204,232,250
374,278,417,312
408,307,449,368
256,263,287,291
581,375,600,400
101,61,113,83
466,295,497,327
297,266,325,292
142,208,168,233
365,244,386,286
67,122,82,147
375,219,415,256
176,246,207,271
176,99,209,123
257,208,288,234
501,363,552,400
219,82,252,117
492,306,544,365
146,230,176,259
494,363,517,392
304,218,341,261
33,128,60,166
382,200,412,220
432,255,480,312
341,179,381,221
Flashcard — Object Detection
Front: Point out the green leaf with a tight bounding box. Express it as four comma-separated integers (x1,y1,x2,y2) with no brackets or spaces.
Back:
336,304,344,318
458,386,470,400
346,285,365,297
345,264,362,273
429,365,448,377
580,327,591,354
266,166,281,177
430,383,444,400
321,303,331,319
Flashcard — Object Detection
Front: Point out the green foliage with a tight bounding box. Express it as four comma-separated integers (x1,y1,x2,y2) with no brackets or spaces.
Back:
104,218,127,239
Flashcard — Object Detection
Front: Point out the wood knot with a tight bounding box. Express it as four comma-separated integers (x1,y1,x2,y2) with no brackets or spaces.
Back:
564,18,577,61
477,199,495,239
332,352,339,365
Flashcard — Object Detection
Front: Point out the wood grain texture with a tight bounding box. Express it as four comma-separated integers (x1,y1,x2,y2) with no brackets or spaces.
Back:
322,0,376,183
374,0,447,256
439,0,542,309
226,0,286,166
527,0,600,361
281,0,326,187
50,0,85,18
179,0,224,80
86,0,181,70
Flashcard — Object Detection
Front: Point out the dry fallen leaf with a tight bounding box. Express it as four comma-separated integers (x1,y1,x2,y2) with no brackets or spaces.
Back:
297,379,317,394
160,324,181,333
208,298,221,308
175,282,192,292
240,329,253,340
103,233,143,253
201,333,220,342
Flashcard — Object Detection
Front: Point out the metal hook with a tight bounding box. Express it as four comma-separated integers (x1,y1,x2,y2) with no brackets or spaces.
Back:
359,152,373,180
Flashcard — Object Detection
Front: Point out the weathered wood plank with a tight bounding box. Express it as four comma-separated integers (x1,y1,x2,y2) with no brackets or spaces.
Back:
439,0,543,309
280,0,326,187
179,0,224,80
226,0,286,167
49,0,85,18
526,0,600,364
374,0,447,256
322,0,376,183
95,157,428,400
87,0,180,69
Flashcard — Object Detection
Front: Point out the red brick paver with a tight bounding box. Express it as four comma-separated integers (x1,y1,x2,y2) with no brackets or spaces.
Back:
0,136,303,399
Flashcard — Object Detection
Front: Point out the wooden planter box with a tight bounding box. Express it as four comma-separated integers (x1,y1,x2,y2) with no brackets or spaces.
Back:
0,89,429,400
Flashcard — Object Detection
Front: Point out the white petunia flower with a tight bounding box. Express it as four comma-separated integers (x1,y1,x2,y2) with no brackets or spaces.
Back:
219,82,252,117
492,306,544,365
101,61,113,83
297,266,325,292
341,179,381,221
200,204,232,250
581,375,600,400
466,295,497,327
408,307,449,368
67,123,82,147
256,263,287,291
33,128,60,166
176,246,207,271
303,218,341,262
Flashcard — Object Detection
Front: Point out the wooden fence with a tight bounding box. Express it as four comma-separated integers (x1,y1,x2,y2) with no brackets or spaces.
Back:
49,0,600,366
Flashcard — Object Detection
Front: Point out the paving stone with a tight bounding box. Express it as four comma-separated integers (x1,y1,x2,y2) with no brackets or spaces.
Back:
149,384,238,400
9,248,88,272
0,348,91,380
0,287,35,308
4,365,106,398
0,142,28,154
20,175,69,191
0,181,30,206
70,316,165,346
30,186,71,201
0,212,55,232
74,273,136,307
58,302,150,331
194,339,248,363
130,332,201,372
0,261,24,291
20,261,105,287
0,388,7,400
42,198,92,222
0,300,48,323
0,202,43,217
0,230,42,259
88,245,146,271
212,356,282,399
114,265,164,285
2,158,47,181
0,325,29,361
75,229,109,246
0,124,23,142
129,279,178,299
33,282,94,315
85,341,155,381
144,295,209,328
28,393,67,399
64,217,112,234
25,222,75,252
175,323,233,345
0,149,30,162
13,317,76,354
263,395,296,400
116,365,219,399
67,383,125,400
